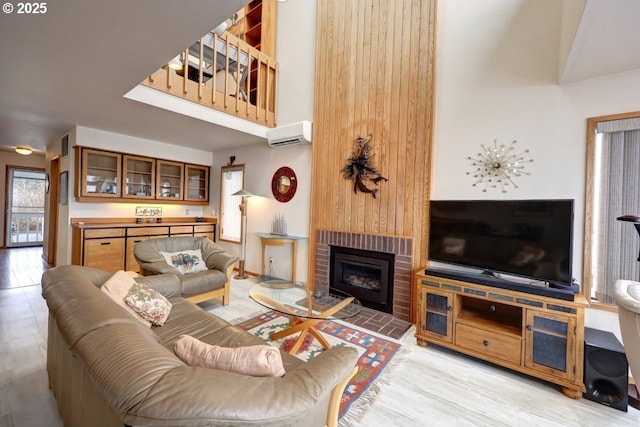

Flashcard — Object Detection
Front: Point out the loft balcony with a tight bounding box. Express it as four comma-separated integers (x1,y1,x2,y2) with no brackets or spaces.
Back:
143,29,278,128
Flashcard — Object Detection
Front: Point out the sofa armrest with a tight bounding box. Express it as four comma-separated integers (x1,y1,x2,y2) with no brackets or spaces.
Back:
205,251,238,274
136,273,182,298
139,261,180,276
614,279,640,314
129,346,359,426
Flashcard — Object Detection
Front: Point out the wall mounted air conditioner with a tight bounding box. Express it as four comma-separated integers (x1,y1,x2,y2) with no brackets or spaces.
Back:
267,121,312,148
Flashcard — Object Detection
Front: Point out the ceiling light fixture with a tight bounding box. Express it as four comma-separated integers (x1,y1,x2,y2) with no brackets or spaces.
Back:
15,146,32,155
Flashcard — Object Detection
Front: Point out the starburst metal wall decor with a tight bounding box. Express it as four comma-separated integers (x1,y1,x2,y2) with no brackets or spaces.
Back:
467,139,533,193
343,134,388,198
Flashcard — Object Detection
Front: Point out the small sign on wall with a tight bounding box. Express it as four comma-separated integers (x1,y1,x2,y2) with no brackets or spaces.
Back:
135,207,162,217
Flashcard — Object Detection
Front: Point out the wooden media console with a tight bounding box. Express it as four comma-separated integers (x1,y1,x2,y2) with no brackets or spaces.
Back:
416,270,588,398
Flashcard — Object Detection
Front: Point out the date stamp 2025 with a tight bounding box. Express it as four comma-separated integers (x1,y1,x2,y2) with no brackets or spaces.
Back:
3,2,48,14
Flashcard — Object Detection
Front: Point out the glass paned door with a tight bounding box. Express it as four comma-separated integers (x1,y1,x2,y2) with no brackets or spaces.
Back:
525,309,576,381
6,168,46,247
157,160,184,200
421,288,453,343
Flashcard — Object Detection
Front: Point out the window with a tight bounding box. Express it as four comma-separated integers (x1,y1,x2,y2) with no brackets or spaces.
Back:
585,113,640,306
6,168,46,247
219,164,244,242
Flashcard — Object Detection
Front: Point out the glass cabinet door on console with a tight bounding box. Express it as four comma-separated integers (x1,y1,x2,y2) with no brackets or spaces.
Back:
420,288,454,343
123,155,155,199
184,164,209,202
81,149,122,198
156,160,184,200
524,310,576,381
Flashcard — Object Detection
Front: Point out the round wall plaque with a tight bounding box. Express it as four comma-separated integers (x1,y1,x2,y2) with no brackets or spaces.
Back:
271,166,297,202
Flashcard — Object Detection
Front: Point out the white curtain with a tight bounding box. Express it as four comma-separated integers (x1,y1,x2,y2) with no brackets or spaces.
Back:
593,119,640,304
220,167,244,242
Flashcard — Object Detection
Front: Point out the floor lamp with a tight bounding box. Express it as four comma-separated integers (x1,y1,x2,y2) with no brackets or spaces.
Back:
233,188,254,279
617,215,640,262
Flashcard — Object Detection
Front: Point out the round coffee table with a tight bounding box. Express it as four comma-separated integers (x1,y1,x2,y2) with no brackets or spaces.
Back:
249,279,362,354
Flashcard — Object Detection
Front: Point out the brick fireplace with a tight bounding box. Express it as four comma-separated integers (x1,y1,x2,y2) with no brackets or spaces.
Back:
315,230,413,321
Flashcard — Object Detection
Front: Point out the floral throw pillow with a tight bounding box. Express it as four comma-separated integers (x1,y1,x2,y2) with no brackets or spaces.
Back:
125,282,172,326
159,249,209,275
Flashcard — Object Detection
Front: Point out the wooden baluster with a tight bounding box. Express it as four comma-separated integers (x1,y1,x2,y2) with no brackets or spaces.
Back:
255,53,261,120
246,52,252,117
212,32,217,106
182,48,188,95
235,39,240,112
265,59,273,125
166,62,171,89
198,38,204,100
272,62,278,125
224,33,229,109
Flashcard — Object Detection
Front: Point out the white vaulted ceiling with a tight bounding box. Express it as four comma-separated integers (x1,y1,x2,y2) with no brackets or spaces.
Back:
559,0,640,83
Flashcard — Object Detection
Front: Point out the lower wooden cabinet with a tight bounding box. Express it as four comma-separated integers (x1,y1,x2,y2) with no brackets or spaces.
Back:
194,224,215,240
524,309,578,382
125,236,149,272
82,229,125,271
420,287,454,343
416,272,587,398
72,219,217,273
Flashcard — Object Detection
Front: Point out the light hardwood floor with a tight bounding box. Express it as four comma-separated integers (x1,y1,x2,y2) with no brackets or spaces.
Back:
1,248,639,426
0,246,47,289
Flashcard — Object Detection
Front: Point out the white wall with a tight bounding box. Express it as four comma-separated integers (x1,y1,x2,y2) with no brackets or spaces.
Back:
275,0,317,124
211,143,312,282
435,0,640,339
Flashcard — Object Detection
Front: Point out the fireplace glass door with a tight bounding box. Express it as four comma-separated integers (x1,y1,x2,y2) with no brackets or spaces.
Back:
330,246,394,313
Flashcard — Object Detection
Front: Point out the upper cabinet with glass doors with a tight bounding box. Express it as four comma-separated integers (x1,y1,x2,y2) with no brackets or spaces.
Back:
156,160,184,201
185,164,209,202
123,155,155,199
79,148,122,198
75,146,209,205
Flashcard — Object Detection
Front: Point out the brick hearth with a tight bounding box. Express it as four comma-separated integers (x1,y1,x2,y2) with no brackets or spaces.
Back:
315,230,413,322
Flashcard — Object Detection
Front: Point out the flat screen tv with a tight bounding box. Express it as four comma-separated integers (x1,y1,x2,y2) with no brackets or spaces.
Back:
428,199,574,289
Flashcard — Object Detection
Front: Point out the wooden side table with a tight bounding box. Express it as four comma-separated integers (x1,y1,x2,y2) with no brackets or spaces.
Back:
256,232,308,281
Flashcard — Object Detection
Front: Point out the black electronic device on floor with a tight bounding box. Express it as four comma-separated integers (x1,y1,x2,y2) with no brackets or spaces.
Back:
584,327,629,412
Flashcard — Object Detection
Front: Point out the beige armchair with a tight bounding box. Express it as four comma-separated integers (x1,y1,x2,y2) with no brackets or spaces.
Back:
614,279,640,391
134,236,238,305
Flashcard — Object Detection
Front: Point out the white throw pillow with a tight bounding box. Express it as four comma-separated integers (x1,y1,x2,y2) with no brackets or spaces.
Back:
100,270,151,327
159,249,208,275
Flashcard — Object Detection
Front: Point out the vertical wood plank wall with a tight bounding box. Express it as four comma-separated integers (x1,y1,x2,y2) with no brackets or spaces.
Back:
309,0,437,322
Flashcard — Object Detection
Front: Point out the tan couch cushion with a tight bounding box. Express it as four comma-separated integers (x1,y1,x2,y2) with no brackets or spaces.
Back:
173,334,286,377
101,271,151,327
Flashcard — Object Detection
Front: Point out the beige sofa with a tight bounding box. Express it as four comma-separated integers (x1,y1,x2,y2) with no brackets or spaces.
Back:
42,265,359,427
614,279,640,389
134,236,237,304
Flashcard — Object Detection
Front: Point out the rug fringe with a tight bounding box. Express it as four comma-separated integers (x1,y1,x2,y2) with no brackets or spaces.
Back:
338,345,412,427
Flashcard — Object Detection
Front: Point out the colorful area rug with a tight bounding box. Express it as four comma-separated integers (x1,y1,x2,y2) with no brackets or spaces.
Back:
234,310,403,424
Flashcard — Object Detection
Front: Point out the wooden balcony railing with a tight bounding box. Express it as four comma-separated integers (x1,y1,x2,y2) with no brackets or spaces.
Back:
143,30,278,127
